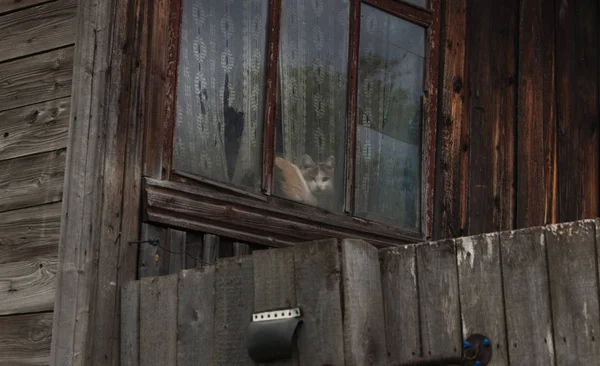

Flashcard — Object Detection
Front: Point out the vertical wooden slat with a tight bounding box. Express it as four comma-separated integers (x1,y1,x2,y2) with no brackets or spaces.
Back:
167,228,186,274
233,242,251,256
213,256,255,365
120,281,140,366
466,0,518,235
177,267,216,366
293,239,345,365
253,248,298,366
138,223,167,278
184,232,203,268
139,274,178,366
456,234,509,365
555,0,600,223
499,227,555,365
417,240,462,356
545,220,600,364
380,245,421,363
340,239,386,366
203,234,220,265
433,0,468,240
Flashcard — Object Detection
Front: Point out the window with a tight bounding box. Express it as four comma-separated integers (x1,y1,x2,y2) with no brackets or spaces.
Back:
161,0,439,241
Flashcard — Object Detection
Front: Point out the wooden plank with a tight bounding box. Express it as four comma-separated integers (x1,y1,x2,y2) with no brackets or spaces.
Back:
233,242,250,256
0,202,60,264
293,239,344,365
0,311,53,365
0,0,53,14
203,233,219,265
0,97,70,161
456,233,509,365
340,239,386,366
380,245,421,363
516,0,555,228
0,0,76,63
417,240,462,357
120,280,139,366
177,266,215,366
0,148,66,213
139,274,178,366
213,256,254,365
253,247,297,366
555,0,599,222
138,223,167,278
184,231,203,269
545,220,600,364
166,228,186,274
499,227,555,365
433,0,468,240
466,0,518,235
0,46,73,112
0,254,56,315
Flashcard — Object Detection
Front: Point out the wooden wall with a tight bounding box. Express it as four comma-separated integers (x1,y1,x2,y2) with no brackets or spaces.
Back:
434,0,600,240
0,1,76,364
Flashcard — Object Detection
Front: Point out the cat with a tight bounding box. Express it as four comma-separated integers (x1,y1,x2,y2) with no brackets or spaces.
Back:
273,154,335,208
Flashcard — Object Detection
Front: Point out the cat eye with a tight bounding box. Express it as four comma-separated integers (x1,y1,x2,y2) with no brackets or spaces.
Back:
322,177,329,182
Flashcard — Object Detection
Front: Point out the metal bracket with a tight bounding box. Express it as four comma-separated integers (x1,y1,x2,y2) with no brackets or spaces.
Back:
246,307,303,363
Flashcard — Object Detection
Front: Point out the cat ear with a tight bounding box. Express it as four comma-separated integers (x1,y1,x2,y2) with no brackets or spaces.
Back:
324,155,335,168
301,154,314,168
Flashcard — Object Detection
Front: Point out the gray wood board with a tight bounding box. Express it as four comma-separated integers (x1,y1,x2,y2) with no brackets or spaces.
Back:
120,280,140,366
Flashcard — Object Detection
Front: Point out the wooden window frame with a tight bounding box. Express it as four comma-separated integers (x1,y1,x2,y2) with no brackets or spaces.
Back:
140,0,440,247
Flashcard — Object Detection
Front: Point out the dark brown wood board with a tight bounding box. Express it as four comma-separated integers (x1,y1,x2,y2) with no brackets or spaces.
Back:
120,281,140,366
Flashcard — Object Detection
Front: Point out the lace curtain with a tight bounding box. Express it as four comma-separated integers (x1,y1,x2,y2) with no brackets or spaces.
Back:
174,0,268,192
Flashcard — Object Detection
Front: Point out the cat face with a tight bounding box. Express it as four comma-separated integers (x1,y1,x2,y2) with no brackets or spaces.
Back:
299,154,335,195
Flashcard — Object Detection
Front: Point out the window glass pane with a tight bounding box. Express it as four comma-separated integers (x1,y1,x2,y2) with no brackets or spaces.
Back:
174,0,268,192
398,0,428,8
273,0,349,212
354,4,425,231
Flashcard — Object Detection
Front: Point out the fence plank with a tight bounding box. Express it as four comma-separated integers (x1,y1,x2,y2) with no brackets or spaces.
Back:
203,234,220,265
417,240,462,357
380,245,420,363
213,256,254,365
253,248,297,365
167,228,186,274
0,311,52,365
293,239,344,366
234,242,251,256
341,239,386,366
177,267,215,366
546,220,600,364
184,232,203,268
457,234,508,365
120,280,139,366
138,223,167,278
139,274,178,366
499,227,555,365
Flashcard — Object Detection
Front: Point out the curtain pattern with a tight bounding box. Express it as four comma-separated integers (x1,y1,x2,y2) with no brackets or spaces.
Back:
174,0,268,192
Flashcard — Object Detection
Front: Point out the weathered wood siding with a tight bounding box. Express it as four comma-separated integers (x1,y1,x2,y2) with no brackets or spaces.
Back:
0,0,75,364
434,0,600,239
122,219,600,365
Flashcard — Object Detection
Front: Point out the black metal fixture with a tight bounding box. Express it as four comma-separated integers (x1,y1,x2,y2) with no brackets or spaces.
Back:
245,307,303,363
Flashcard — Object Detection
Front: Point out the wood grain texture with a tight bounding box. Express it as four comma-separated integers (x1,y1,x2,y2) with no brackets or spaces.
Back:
0,254,56,315
0,148,65,213
0,311,53,365
293,239,344,365
0,97,69,161
0,46,73,112
233,242,250,256
380,245,421,363
555,0,599,223
138,223,167,278
177,267,215,366
433,0,467,240
0,202,60,264
253,247,298,366
203,233,219,265
139,274,178,366
499,227,555,365
466,0,518,235
213,256,254,365
417,240,462,357
120,280,139,366
184,232,203,269
545,220,600,364
0,0,76,63
0,0,53,14
166,228,186,274
341,239,386,366
456,233,509,365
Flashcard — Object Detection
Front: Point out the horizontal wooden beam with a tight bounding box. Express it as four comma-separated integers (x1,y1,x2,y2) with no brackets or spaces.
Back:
0,0,76,63
0,312,53,365
0,46,73,112
0,0,53,15
0,97,70,162
143,178,422,248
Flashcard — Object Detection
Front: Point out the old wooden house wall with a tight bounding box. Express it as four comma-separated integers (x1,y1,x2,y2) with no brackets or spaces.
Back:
0,0,76,364
434,0,600,240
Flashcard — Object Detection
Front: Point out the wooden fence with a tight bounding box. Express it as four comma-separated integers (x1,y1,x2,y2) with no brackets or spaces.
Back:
120,219,600,365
